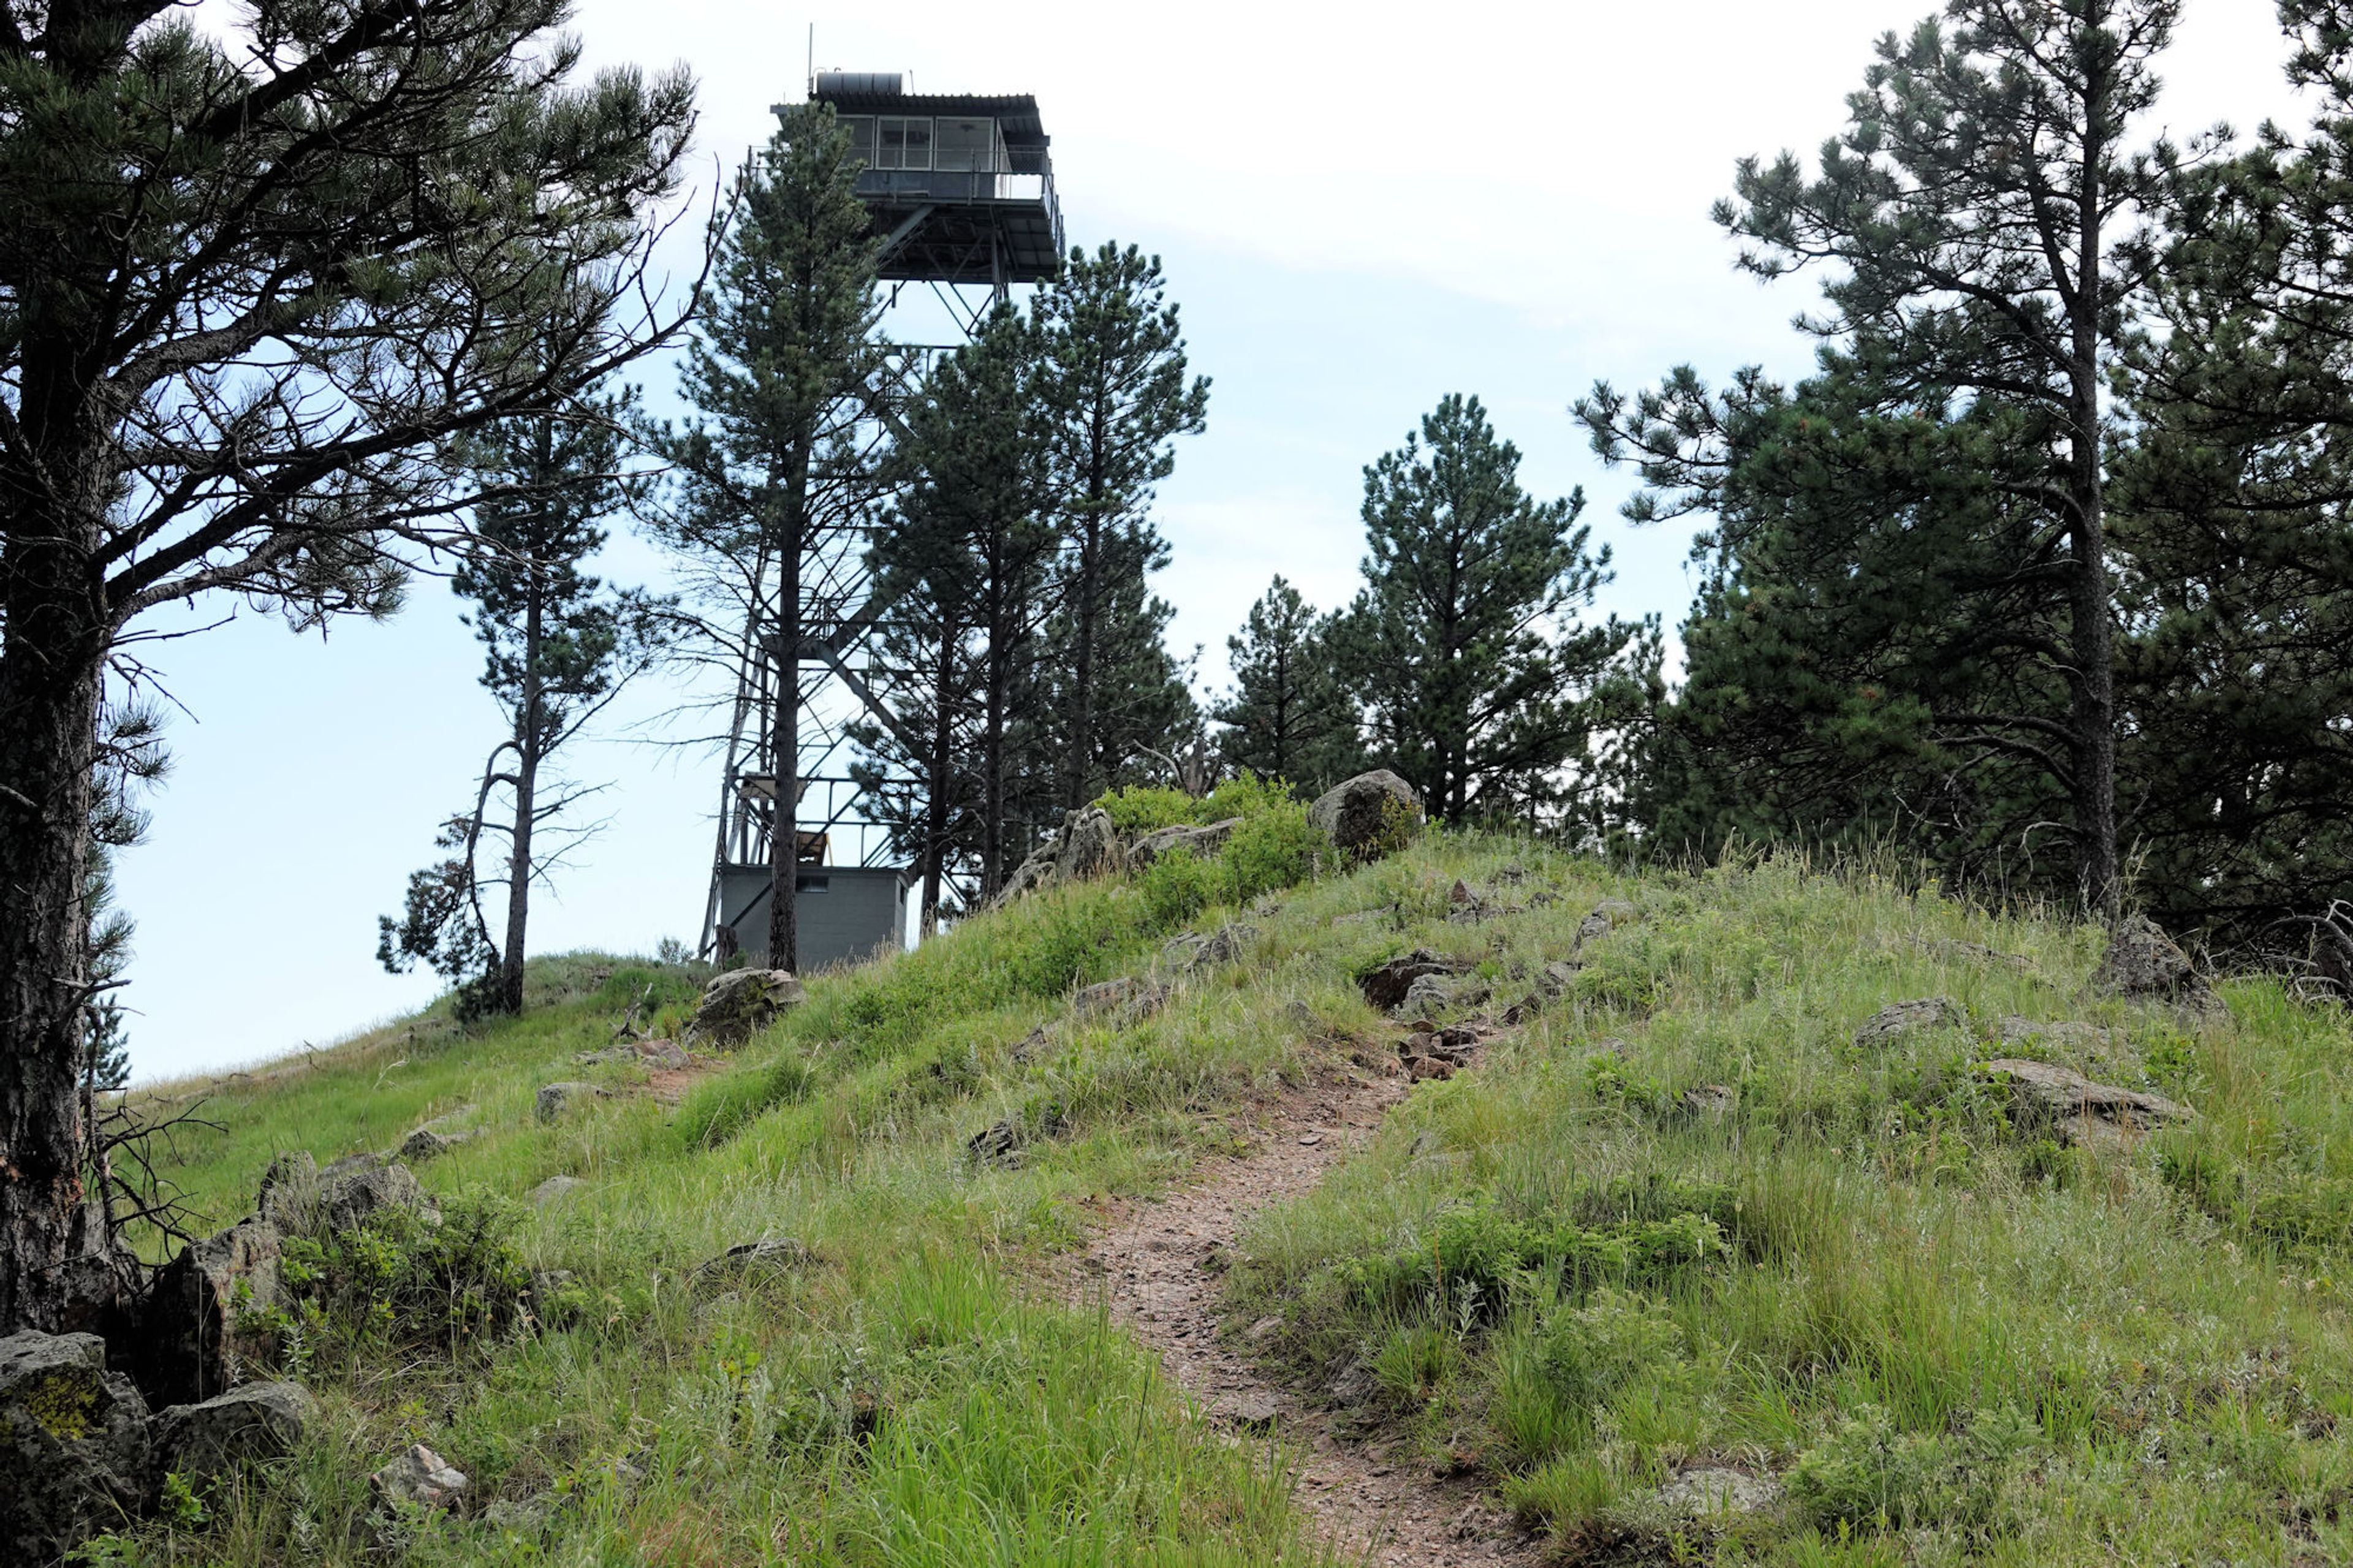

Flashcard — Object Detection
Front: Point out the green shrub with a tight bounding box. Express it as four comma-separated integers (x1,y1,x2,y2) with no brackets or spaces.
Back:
1096,785,1204,836
1335,1192,1729,1319
1136,846,1219,929
275,1192,531,1362
1786,1404,2040,1536
1224,797,1321,903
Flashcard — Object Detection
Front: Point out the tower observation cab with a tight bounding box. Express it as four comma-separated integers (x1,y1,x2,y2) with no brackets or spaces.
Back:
811,71,1064,294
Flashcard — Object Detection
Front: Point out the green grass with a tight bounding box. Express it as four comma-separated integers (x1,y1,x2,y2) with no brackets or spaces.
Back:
1230,850,2353,1564
96,833,2353,1566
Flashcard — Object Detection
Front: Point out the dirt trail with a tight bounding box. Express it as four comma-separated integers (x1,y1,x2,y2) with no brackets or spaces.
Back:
1068,1056,1547,1567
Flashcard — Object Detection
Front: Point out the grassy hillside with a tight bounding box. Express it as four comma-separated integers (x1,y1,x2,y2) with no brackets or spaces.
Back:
102,833,2353,1566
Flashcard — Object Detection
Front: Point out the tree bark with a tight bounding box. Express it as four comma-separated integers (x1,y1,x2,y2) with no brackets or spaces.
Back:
767,439,811,972
920,612,960,936
500,569,544,1013
0,498,110,1335
2069,59,2123,922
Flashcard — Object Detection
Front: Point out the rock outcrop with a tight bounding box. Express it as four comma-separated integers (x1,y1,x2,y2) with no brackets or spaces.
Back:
321,1157,436,1235
683,966,806,1048
1853,996,1966,1048
1127,817,1241,873
1308,770,1423,862
1357,949,1475,1012
997,806,1127,903
142,1216,285,1407
153,1381,313,1492
1981,1058,2194,1144
0,1330,153,1561
2094,913,2222,1013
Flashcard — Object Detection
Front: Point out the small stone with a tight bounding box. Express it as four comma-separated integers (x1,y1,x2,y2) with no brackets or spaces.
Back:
1682,1084,1737,1119
695,1237,815,1279
1575,898,1640,945
398,1127,454,1162
536,1081,605,1122
1853,996,1965,1048
528,1176,586,1208
1244,1316,1283,1344
1219,1392,1281,1428
369,1441,469,1516
633,1039,691,1070
1297,1131,1323,1145
1407,1055,1455,1081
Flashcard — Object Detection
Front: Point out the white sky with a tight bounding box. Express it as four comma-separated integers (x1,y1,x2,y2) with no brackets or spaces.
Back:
119,0,2306,1079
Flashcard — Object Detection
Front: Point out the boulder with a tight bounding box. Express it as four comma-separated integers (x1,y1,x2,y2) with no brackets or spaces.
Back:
1072,976,1167,1024
1127,817,1241,873
1401,971,1480,1017
1998,1015,2123,1053
322,1159,436,1235
1190,923,1257,969
2094,914,2222,1013
0,1330,151,1562
634,1039,691,1070
1308,770,1423,862
683,967,806,1048
153,1381,313,1491
398,1127,456,1162
1357,949,1474,1012
142,1216,284,1406
1982,1058,2194,1140
1575,898,1640,946
254,1150,319,1230
1853,996,1965,1048
535,1081,607,1123
1055,806,1126,882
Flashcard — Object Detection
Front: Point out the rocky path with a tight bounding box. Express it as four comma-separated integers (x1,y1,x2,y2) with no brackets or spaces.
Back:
1066,1055,1547,1567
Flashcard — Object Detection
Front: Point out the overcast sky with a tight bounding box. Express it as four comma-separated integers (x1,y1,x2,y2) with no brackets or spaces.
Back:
120,0,2308,1081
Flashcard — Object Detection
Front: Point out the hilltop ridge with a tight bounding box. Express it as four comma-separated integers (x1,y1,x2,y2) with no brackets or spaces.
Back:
34,825,2353,1566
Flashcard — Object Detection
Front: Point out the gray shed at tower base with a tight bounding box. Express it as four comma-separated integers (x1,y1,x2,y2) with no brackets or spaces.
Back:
712,863,911,971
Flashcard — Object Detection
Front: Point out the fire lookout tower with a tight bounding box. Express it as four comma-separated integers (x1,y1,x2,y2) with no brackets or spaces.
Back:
814,72,1064,301
700,72,1066,968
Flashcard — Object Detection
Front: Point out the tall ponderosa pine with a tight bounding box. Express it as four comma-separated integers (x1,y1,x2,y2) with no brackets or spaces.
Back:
1335,395,1643,825
1029,244,1209,807
379,392,668,1015
0,0,693,1335
851,308,1059,914
650,102,881,972
1212,576,1358,791
2108,0,2353,935
1582,0,2183,915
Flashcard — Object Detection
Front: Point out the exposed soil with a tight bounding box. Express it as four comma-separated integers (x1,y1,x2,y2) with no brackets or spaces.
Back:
1064,1036,1548,1566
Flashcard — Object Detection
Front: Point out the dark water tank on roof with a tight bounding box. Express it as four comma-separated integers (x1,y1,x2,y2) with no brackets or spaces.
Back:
813,71,903,97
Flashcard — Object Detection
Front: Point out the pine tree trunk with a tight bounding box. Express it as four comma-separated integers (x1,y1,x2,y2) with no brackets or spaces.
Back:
501,581,544,1014
1068,515,1099,809
920,612,959,936
2070,80,2122,922
0,499,108,1335
983,597,1007,902
768,443,810,972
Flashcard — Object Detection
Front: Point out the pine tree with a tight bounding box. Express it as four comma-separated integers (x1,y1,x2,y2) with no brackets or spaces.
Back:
0,0,692,1335
1028,244,1209,808
1211,576,1359,791
648,102,881,972
1581,0,2187,916
1334,395,1643,825
851,309,1059,913
379,388,668,1015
